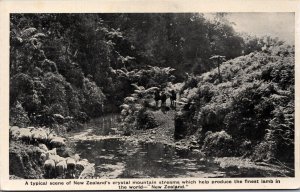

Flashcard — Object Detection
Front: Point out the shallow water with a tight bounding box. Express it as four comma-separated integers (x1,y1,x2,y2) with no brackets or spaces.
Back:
75,138,227,178
82,114,121,136
71,114,288,178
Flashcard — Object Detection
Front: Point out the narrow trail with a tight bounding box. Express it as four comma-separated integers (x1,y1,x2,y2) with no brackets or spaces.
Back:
129,110,176,145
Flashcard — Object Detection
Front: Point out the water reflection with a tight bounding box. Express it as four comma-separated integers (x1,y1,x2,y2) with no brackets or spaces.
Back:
75,138,224,178
82,114,121,136
71,114,289,178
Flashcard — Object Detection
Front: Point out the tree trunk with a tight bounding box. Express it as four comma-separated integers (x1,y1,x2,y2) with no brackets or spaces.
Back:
218,62,222,83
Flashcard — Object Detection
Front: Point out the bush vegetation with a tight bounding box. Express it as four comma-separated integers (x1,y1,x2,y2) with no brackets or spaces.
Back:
10,13,268,130
10,14,294,166
177,44,294,164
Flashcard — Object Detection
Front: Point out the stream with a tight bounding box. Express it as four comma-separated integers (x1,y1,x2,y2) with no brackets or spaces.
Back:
68,114,290,178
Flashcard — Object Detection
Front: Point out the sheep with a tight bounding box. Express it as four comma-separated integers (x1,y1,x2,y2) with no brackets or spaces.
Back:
17,128,34,144
47,154,65,164
66,157,76,178
73,154,80,162
40,153,47,163
11,129,20,139
75,160,89,173
9,126,19,134
55,160,67,179
46,133,56,145
47,148,57,156
39,144,48,152
10,126,20,140
32,129,48,144
44,152,69,179
44,159,56,179
45,153,81,179
50,136,66,148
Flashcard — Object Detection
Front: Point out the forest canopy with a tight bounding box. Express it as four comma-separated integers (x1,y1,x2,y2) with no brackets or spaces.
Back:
10,13,293,137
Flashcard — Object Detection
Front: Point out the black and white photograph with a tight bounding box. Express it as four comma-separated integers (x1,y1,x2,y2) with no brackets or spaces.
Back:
7,11,295,181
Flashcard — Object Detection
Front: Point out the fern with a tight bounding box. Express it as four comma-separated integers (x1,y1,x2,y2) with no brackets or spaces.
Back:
32,33,47,38
20,27,37,38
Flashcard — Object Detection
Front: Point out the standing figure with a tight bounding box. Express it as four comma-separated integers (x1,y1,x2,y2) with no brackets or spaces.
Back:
160,92,167,113
154,90,160,109
170,90,177,109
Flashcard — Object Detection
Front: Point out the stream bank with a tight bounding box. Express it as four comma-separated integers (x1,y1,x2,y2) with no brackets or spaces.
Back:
9,110,293,179
66,111,293,178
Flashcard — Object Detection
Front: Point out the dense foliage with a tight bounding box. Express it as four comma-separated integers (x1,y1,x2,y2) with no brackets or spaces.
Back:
10,13,256,127
178,44,294,163
102,13,246,76
10,14,107,128
10,14,294,165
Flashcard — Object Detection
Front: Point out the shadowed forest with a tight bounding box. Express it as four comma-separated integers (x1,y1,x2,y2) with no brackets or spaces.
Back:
9,13,294,179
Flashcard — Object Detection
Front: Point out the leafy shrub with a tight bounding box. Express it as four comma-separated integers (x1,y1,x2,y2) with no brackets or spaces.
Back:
240,140,252,157
201,130,235,157
135,108,158,130
10,73,34,105
179,45,294,163
41,59,57,73
120,82,161,134
9,101,30,127
82,78,105,117
251,140,276,162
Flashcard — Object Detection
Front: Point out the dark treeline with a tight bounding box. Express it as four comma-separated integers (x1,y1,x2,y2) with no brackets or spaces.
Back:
9,13,282,130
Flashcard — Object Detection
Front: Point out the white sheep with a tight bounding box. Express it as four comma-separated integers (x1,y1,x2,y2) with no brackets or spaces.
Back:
47,154,65,165
40,153,47,163
44,152,67,179
10,126,20,140
47,148,57,156
9,126,19,134
75,160,89,173
66,157,76,178
17,128,34,144
75,161,85,172
11,129,20,140
56,160,67,179
32,128,48,144
50,136,66,148
46,133,56,145
38,144,48,152
44,159,56,178
73,154,80,162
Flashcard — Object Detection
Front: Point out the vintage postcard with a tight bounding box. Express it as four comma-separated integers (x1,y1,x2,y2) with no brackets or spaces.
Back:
0,0,299,190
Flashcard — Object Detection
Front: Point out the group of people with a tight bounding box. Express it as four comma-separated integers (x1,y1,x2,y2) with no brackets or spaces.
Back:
154,89,177,110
